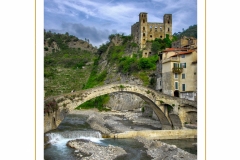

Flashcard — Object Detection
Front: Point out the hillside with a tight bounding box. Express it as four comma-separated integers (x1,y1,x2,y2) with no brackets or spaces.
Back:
44,30,98,97
44,30,97,56
172,24,197,39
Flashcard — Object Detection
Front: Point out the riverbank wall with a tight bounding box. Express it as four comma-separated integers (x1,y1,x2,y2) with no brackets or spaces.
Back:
103,129,197,139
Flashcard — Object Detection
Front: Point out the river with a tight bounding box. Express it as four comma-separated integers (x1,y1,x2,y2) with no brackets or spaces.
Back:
44,111,197,160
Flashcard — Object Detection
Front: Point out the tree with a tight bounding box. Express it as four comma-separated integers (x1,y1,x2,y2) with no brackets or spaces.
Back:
151,41,161,54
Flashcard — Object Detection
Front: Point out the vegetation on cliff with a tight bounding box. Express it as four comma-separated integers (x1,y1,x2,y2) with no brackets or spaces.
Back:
44,31,97,97
75,94,110,111
172,24,197,40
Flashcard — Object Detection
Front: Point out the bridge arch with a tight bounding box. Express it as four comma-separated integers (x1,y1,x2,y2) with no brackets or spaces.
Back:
44,83,197,133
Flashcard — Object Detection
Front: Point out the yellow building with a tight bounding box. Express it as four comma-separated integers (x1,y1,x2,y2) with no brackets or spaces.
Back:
160,48,197,101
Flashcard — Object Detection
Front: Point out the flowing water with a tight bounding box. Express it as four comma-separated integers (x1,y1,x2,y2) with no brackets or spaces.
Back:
44,113,197,160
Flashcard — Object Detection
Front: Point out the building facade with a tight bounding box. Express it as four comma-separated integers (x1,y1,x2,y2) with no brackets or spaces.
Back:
160,48,197,101
131,12,172,57
172,36,197,50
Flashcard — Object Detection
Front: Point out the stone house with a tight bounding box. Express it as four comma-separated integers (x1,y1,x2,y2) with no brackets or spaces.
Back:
172,36,197,50
159,48,197,101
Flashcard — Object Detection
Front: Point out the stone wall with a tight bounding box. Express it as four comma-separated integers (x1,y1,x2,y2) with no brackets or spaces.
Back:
106,129,197,139
162,71,173,95
106,92,143,111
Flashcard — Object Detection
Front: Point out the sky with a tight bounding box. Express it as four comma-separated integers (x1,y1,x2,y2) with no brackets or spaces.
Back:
44,0,197,48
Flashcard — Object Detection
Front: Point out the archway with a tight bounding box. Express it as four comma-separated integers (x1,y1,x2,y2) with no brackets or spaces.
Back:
174,90,179,97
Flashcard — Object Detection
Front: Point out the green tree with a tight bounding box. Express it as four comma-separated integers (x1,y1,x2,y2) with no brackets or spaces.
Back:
151,41,161,54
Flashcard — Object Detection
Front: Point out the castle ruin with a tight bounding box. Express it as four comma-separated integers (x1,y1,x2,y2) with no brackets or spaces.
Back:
131,12,172,57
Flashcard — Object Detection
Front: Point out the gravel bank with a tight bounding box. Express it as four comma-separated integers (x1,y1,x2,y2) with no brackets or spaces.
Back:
67,139,127,160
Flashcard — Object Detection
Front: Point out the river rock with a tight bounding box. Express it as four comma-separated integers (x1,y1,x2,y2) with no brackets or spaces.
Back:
135,137,197,160
67,139,127,160
86,112,111,134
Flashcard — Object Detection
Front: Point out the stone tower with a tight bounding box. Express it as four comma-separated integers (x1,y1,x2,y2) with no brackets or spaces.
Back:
163,14,172,38
139,12,148,49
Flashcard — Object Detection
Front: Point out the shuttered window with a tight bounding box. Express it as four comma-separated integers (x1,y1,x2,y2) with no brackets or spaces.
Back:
182,84,186,91
174,63,178,68
182,73,185,79
175,82,178,89
174,73,178,78
181,63,186,68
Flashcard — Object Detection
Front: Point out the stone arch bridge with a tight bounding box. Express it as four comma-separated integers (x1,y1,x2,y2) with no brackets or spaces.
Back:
44,83,197,133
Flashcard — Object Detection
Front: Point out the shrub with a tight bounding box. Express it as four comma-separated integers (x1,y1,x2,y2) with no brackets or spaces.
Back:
139,58,151,69
75,94,110,111
44,47,49,51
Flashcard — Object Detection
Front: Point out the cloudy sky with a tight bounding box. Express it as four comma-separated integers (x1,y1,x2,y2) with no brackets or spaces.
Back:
44,0,197,47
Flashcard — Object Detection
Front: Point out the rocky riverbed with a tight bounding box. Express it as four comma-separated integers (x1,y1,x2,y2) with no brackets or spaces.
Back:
136,137,197,160
70,108,162,135
64,109,197,160
67,139,127,160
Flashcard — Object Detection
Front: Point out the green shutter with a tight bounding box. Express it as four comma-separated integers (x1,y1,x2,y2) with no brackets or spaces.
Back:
182,74,185,79
174,63,177,68
182,84,185,91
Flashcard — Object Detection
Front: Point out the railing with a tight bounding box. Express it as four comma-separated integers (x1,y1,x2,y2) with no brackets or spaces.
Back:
172,67,183,73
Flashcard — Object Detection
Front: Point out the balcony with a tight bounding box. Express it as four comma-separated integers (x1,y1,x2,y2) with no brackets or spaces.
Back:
172,67,183,73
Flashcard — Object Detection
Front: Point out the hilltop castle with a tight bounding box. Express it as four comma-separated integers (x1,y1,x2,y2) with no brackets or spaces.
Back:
131,12,172,57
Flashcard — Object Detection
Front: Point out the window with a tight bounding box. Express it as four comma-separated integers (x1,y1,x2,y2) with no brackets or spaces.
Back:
150,35,152,38
175,82,178,90
182,73,185,79
182,84,186,91
181,63,186,68
181,55,185,58
174,73,178,79
160,27,162,31
160,81,161,86
173,63,178,68
168,28,169,32
143,27,145,30
143,20,145,23
143,33,145,36
160,35,162,38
